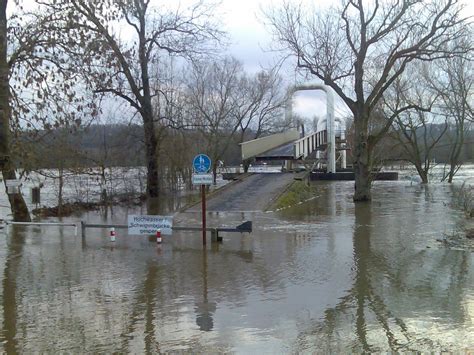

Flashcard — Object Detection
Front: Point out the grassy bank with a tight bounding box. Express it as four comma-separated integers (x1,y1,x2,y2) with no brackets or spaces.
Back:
269,180,317,211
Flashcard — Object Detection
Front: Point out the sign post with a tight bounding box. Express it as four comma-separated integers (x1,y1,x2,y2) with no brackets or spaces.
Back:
201,184,206,245
192,154,212,246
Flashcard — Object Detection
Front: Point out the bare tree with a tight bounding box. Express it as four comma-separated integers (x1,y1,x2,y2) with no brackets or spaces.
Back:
236,68,288,172
384,67,447,183
0,0,30,221
0,0,60,221
393,110,448,183
151,57,198,190
237,68,288,142
187,57,247,183
186,57,288,181
42,0,223,213
1,0,102,221
428,41,473,183
266,0,469,201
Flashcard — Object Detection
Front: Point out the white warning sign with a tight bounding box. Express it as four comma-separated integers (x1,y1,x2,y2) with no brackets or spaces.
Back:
127,215,173,235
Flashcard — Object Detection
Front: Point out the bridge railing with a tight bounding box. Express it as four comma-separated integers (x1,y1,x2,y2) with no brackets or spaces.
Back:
294,130,327,159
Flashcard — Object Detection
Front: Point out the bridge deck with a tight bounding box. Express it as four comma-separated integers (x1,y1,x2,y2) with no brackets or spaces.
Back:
255,141,295,161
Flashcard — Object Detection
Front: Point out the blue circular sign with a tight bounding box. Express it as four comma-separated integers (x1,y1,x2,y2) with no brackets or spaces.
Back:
193,154,211,173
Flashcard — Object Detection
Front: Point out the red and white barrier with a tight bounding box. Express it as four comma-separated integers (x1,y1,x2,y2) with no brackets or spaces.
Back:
109,227,116,242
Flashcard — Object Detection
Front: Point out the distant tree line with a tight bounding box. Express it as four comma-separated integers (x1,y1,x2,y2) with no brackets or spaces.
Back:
368,123,474,172
15,123,261,181
16,122,474,171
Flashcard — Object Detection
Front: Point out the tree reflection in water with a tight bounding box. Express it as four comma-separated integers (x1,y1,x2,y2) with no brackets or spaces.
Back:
294,202,471,352
0,227,25,354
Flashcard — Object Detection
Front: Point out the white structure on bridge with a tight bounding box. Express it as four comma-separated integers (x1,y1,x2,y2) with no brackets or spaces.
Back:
240,83,347,173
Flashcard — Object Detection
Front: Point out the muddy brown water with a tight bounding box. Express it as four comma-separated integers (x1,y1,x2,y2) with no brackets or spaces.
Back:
0,180,472,352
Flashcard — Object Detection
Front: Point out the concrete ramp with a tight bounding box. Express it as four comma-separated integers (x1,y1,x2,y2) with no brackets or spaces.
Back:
188,173,294,212
240,130,299,160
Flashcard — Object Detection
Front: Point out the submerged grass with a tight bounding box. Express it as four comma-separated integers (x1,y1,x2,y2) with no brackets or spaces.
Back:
452,181,474,218
270,180,318,211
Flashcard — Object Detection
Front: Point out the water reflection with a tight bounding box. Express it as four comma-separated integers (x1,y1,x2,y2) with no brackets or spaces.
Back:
1,227,24,354
350,203,413,351
194,249,216,332
0,181,472,352
293,184,472,352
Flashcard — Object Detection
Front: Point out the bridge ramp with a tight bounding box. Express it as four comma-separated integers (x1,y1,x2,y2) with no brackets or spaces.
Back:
187,173,294,212
240,130,299,160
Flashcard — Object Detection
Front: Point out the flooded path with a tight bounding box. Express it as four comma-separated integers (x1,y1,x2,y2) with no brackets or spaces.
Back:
188,173,294,212
0,181,472,352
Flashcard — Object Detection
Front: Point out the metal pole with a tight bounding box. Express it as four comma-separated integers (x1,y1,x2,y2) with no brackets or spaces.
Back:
326,88,336,173
5,221,77,227
336,117,347,169
201,184,206,246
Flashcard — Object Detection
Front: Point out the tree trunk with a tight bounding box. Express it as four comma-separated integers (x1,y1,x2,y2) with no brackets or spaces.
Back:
419,170,428,184
413,162,429,184
58,167,63,217
421,172,428,184
447,162,456,183
2,165,31,222
142,108,160,214
100,165,107,204
0,0,30,221
212,163,217,185
352,116,372,202
138,16,161,215
447,128,463,184
354,161,371,202
243,159,251,173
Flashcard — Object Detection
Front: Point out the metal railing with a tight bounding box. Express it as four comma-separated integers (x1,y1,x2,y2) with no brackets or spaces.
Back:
294,130,327,159
1,220,252,244
80,220,253,243
4,221,78,235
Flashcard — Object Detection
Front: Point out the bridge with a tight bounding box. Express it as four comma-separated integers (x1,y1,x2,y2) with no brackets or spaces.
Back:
240,84,348,173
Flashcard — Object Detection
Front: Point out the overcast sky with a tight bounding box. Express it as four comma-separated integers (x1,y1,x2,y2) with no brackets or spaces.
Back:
219,0,353,123
219,0,352,123
14,0,473,127
220,0,474,125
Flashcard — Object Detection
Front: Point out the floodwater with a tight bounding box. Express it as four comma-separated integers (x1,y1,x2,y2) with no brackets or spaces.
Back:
0,180,473,352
